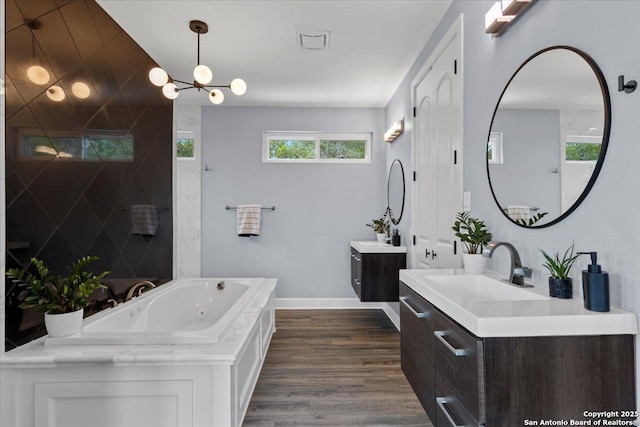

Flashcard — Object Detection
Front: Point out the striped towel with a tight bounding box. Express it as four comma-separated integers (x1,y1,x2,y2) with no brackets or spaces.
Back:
237,204,261,237
506,205,531,221
130,204,158,236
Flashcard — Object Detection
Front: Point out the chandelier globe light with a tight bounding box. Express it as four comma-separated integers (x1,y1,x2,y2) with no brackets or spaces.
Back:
148,20,246,104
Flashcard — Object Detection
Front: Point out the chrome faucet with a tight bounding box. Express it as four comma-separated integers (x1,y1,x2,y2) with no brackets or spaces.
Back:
124,280,156,302
483,241,533,287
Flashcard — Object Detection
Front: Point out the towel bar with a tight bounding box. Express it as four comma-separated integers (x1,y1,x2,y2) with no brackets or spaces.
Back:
226,205,276,211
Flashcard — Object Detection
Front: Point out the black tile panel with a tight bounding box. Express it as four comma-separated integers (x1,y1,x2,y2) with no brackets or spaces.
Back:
59,0,103,60
5,0,173,348
5,0,25,33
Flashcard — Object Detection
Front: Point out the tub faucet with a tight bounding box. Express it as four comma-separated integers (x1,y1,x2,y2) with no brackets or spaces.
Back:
483,241,533,287
125,280,156,302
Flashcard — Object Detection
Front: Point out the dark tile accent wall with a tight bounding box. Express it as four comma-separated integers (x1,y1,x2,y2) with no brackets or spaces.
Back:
4,0,173,349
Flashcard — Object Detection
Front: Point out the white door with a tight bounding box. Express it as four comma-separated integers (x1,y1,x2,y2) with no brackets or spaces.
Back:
411,16,463,269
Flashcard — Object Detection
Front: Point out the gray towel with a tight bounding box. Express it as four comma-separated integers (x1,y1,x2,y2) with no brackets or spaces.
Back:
130,204,158,236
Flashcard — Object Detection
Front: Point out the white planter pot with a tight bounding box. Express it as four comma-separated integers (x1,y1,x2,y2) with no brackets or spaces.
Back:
376,233,386,243
462,253,487,274
44,309,84,338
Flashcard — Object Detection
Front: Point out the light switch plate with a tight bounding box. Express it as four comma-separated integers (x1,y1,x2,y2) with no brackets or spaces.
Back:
463,191,471,211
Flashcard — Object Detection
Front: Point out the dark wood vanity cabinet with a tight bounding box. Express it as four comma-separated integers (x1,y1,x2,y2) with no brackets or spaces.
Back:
400,282,636,426
350,248,405,302
399,284,436,421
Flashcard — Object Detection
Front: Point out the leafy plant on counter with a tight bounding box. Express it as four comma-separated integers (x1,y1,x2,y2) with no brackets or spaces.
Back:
452,211,493,254
6,256,109,314
366,216,390,234
539,243,579,279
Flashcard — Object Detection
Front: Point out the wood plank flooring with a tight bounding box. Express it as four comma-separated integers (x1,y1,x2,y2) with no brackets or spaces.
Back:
243,309,433,427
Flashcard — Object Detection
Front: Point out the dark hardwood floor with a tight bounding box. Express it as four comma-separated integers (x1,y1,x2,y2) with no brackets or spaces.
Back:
243,309,433,427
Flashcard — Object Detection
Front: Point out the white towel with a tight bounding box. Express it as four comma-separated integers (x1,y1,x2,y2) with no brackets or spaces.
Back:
506,205,531,221
130,204,158,236
237,204,261,237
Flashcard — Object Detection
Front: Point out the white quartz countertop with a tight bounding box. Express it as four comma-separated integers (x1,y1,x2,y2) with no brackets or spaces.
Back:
400,269,638,338
351,240,407,253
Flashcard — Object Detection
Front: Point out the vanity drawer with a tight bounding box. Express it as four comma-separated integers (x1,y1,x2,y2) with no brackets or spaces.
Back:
399,283,436,421
434,310,485,423
436,375,481,427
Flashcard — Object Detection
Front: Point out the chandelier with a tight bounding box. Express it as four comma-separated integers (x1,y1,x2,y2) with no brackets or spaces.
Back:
148,20,247,104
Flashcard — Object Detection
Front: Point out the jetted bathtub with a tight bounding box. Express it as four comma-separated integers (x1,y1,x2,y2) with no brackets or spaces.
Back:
45,277,265,346
1,277,277,427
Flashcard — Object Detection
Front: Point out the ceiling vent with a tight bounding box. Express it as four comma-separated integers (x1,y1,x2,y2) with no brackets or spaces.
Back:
297,30,330,50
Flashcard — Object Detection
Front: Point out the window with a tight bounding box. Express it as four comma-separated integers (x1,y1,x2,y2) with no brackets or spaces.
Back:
263,132,371,163
176,131,196,159
565,135,601,162
18,129,134,161
487,132,503,164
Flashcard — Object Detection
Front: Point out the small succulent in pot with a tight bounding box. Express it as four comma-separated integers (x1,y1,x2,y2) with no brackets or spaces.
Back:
539,243,579,298
452,211,493,254
6,256,109,314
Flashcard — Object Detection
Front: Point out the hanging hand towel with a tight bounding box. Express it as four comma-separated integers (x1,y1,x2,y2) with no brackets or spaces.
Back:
130,204,158,236
506,205,531,221
237,204,261,237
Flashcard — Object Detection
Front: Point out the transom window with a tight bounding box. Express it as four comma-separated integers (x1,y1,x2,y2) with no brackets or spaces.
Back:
565,135,601,162
176,130,196,159
18,129,134,161
263,132,371,163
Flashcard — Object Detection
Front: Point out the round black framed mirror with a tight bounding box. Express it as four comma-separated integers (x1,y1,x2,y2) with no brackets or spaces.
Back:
487,46,611,228
387,159,405,225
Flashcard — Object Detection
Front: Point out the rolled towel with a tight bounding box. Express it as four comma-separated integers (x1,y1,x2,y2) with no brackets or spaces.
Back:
130,204,158,236
237,204,261,237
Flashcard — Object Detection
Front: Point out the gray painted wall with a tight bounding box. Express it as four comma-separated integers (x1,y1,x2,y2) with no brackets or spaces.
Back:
385,0,640,406
490,108,561,219
201,107,386,299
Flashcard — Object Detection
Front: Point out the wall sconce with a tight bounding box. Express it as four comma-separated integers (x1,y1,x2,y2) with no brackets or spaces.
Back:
485,0,536,37
384,120,404,143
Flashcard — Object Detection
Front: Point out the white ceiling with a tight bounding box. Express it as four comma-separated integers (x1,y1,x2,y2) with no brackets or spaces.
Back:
96,0,452,108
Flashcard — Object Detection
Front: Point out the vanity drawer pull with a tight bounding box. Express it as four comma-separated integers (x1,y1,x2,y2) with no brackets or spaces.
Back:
434,331,467,356
400,296,428,318
436,397,464,427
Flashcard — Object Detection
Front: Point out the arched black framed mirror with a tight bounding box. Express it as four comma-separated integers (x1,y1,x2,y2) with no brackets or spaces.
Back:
487,46,611,228
387,159,405,225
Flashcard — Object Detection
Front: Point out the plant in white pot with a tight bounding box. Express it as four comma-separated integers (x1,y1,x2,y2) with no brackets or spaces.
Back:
452,211,493,274
6,256,109,337
366,216,390,243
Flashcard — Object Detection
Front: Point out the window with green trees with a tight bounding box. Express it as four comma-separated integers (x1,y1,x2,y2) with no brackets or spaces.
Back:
566,142,601,161
19,130,133,161
176,131,196,159
263,132,371,163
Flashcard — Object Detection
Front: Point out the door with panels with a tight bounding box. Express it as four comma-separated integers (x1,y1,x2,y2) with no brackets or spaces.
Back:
411,16,463,269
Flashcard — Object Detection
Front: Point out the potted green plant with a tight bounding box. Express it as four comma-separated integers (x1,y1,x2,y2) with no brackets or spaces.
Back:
452,211,493,273
366,216,390,243
540,243,579,298
6,256,109,337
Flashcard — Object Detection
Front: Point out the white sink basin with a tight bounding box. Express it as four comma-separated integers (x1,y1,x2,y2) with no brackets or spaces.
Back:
425,274,548,302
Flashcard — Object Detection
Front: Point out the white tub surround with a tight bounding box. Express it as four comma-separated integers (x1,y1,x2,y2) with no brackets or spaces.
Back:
400,269,637,338
0,278,277,427
350,240,407,253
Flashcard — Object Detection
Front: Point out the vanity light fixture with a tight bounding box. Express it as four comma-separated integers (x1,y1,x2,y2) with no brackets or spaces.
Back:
148,20,247,104
384,120,404,143
485,0,536,37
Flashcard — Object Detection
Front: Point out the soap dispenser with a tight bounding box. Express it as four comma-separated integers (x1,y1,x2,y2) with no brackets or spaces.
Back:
577,252,609,312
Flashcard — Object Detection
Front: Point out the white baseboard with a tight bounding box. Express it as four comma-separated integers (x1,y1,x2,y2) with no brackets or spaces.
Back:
275,298,400,331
